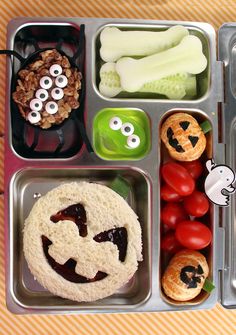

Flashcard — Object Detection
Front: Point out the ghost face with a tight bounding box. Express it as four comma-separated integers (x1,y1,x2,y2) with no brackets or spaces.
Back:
213,166,235,187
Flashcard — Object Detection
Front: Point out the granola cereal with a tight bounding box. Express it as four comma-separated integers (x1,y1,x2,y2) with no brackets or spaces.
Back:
12,49,82,129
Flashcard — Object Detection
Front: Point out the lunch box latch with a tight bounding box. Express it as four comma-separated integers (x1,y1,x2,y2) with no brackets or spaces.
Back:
215,61,225,103
216,226,225,271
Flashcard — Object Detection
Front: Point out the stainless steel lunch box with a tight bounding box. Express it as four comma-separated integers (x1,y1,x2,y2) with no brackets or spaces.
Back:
3,17,235,314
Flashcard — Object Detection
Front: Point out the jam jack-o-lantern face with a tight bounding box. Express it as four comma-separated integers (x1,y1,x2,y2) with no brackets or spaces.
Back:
23,182,142,302
162,249,209,302
161,113,206,161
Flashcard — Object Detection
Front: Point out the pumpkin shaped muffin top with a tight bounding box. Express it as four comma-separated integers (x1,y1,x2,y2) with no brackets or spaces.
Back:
162,249,209,301
23,182,142,302
161,113,206,161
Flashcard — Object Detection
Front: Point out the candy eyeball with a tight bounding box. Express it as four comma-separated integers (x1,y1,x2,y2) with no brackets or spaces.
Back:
45,101,58,115
35,89,48,102
40,76,53,89
127,134,140,149
121,122,134,136
49,64,63,77
28,111,41,124
109,117,122,130
55,75,68,88
29,98,43,111
51,87,64,100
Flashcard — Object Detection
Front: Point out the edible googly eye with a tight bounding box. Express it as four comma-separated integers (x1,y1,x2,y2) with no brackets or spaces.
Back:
45,101,58,115
121,122,134,136
127,134,140,149
35,89,48,102
109,117,122,130
29,98,43,111
40,76,53,89
49,64,63,77
51,87,64,100
28,111,41,124
55,75,68,88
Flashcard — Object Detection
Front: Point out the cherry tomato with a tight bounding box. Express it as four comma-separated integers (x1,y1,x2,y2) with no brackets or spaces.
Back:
161,231,183,254
175,220,212,250
183,190,209,217
161,184,183,202
161,203,188,230
161,162,195,196
180,160,203,180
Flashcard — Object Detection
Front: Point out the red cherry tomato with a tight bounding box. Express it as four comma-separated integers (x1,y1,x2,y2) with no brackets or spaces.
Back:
161,231,183,254
161,184,183,202
180,160,203,180
175,220,212,250
161,203,188,230
183,190,209,217
161,162,195,196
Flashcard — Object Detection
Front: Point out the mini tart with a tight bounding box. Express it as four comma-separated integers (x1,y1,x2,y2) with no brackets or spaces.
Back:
162,249,209,301
161,113,206,161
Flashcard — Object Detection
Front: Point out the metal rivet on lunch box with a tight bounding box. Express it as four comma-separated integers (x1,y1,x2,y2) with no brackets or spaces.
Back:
33,192,41,199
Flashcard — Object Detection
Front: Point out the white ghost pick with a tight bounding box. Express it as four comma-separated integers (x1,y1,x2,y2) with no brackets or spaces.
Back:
204,159,236,206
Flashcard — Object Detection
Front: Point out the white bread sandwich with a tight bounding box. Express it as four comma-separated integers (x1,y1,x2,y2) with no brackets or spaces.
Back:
23,181,142,302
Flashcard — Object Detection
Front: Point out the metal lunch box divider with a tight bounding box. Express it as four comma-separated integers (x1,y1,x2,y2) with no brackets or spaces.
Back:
3,17,231,314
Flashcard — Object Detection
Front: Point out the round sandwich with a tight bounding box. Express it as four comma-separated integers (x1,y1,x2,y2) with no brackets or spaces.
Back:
23,182,142,302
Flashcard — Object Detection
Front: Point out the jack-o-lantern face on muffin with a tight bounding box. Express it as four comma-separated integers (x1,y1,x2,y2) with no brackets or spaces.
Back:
161,113,206,161
23,182,142,302
162,249,209,301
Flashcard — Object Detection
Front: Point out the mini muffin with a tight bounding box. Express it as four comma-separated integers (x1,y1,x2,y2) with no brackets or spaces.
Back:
13,49,82,129
23,182,142,302
162,249,209,301
161,113,206,161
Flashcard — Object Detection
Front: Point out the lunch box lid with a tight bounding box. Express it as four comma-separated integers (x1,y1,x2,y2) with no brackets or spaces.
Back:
218,23,236,309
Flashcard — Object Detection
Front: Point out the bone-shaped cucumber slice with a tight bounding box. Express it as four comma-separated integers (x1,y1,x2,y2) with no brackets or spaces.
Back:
99,62,196,99
115,35,207,93
100,25,189,62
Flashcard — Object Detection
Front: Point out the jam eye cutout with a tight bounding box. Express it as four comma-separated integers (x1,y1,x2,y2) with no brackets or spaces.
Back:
188,136,199,148
49,64,63,77
35,88,49,102
109,117,122,130
50,203,87,237
167,127,185,153
93,227,127,262
28,111,41,124
55,75,68,88
29,98,43,111
121,122,134,136
51,87,64,100
127,134,140,149
40,76,53,90
179,121,190,131
45,101,58,115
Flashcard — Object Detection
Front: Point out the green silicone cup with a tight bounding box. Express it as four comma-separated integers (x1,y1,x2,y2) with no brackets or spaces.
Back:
93,108,151,160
